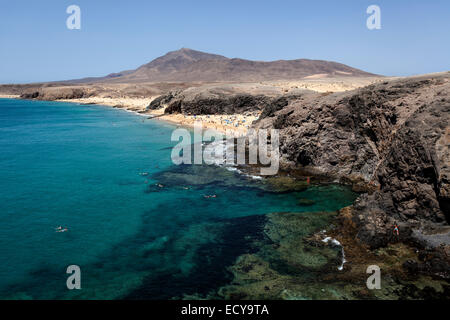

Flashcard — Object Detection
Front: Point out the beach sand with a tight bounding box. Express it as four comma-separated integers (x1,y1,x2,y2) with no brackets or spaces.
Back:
56,96,259,135
151,109,260,136
58,97,153,112
263,77,387,93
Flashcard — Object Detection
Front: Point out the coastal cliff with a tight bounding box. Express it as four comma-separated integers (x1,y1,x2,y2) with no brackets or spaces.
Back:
148,72,450,257
254,72,449,252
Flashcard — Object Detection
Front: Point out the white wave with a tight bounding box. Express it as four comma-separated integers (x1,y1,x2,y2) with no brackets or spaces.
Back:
322,237,341,246
245,174,263,180
225,167,242,174
204,138,264,181
322,236,346,271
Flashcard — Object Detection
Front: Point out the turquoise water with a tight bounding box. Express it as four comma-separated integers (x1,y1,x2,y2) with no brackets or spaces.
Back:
0,98,357,299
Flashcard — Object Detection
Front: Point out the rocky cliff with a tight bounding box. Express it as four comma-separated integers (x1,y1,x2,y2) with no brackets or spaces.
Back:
146,73,449,250
20,87,91,100
146,85,283,115
255,72,449,249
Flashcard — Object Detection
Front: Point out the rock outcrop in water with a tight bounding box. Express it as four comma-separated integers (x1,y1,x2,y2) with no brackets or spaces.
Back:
217,210,450,299
255,72,450,250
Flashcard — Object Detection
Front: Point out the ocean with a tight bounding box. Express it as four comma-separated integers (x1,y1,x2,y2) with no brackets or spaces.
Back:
0,98,357,299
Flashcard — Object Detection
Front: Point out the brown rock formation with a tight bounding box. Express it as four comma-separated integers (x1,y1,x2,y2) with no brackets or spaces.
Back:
255,72,450,248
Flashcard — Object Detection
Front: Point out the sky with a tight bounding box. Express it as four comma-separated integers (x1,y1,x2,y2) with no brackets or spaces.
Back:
0,0,449,83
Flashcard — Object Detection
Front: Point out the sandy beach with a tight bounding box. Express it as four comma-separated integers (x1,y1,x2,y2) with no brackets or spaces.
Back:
151,109,260,136
56,96,256,135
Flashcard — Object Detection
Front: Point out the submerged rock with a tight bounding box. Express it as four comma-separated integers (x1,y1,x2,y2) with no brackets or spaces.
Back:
264,176,308,193
217,208,450,300
298,198,315,206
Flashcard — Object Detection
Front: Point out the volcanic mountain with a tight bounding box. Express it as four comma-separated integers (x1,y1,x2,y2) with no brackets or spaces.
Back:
79,48,378,83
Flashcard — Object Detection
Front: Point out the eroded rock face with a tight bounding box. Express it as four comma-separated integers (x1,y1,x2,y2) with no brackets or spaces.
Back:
146,90,182,110
178,93,270,115
147,88,272,115
20,87,90,100
256,73,450,248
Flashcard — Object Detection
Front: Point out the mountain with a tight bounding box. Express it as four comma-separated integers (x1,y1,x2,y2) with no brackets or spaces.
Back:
80,48,378,83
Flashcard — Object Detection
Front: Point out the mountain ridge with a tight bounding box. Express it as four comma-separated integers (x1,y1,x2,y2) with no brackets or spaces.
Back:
71,48,379,84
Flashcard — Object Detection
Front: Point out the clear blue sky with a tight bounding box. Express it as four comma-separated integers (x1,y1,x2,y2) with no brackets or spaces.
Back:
0,0,449,83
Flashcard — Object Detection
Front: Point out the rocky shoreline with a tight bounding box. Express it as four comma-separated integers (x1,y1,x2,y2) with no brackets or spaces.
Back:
247,72,449,298
256,73,449,246
1,72,449,298
212,207,449,300
203,72,449,298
